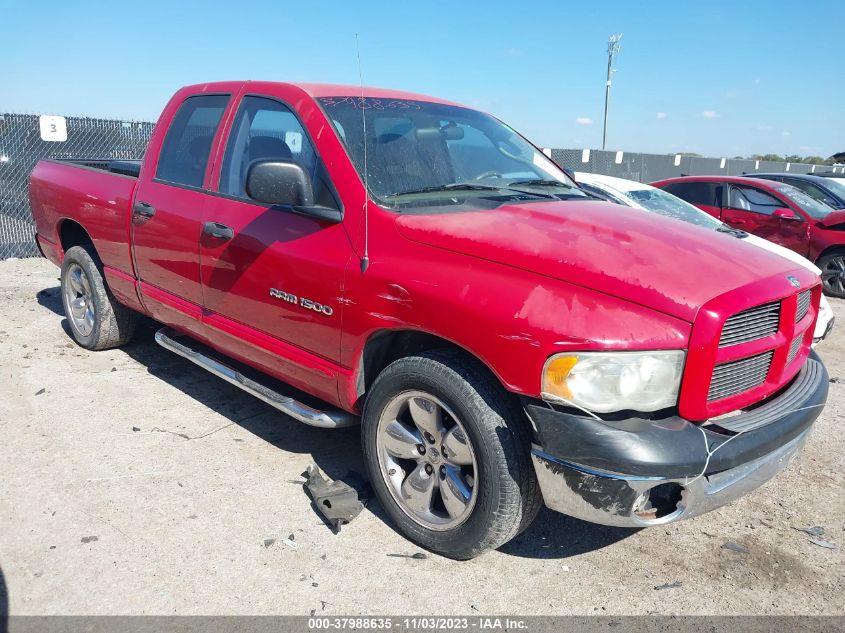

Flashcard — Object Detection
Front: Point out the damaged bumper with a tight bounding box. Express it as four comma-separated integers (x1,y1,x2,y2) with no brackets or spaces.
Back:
528,351,828,527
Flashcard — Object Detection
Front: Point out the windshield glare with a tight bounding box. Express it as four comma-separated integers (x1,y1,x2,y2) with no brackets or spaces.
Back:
776,184,833,219
627,188,723,229
318,97,585,208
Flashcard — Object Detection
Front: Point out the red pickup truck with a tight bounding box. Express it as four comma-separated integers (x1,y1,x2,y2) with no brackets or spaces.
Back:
30,81,828,559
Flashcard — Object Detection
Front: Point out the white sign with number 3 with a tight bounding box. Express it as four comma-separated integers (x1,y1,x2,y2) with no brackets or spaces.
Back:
39,115,68,142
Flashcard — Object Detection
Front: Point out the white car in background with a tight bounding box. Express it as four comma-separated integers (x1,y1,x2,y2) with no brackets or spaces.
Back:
575,172,835,344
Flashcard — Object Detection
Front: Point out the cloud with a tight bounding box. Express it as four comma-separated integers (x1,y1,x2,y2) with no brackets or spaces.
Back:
656,112,667,120
782,131,791,137
575,117,593,126
702,110,719,119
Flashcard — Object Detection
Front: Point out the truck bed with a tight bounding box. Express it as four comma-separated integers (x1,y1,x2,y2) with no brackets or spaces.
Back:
29,158,140,278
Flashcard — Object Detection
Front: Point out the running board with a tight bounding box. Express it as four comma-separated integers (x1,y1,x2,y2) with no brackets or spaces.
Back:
154,327,358,429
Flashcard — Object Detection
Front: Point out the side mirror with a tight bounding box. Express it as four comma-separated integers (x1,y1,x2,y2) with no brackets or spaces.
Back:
773,208,801,221
246,160,342,223
247,160,314,206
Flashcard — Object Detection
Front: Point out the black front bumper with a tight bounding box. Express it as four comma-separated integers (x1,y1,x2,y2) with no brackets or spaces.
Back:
527,351,828,527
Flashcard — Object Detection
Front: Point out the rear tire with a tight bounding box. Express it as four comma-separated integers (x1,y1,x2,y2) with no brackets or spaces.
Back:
817,249,845,298
361,350,541,559
60,245,136,350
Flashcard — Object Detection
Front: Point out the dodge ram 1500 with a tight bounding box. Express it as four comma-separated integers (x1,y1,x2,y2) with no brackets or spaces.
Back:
30,82,829,559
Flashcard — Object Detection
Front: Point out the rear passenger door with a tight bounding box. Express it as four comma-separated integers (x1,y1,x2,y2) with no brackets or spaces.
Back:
132,93,230,326
662,181,723,219
724,184,808,255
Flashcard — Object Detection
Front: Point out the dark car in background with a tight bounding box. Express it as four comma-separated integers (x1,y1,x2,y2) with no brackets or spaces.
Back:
746,173,845,211
651,175,845,298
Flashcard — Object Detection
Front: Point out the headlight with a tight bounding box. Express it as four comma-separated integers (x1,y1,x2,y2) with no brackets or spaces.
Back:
541,350,686,413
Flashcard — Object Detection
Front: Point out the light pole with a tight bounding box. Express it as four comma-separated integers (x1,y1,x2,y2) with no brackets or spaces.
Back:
602,33,622,151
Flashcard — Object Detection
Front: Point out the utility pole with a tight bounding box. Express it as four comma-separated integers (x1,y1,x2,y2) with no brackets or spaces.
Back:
602,34,622,151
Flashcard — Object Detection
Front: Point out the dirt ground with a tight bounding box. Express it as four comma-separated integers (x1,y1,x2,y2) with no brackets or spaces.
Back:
0,256,842,616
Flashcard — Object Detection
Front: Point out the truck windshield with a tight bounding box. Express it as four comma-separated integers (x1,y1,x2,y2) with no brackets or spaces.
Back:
627,188,723,229
318,96,586,209
776,184,833,219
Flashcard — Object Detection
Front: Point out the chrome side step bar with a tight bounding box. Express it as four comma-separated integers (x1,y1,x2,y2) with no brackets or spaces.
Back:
154,327,358,429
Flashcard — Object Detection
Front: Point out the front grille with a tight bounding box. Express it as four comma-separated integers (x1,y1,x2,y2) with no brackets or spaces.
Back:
708,351,774,402
719,301,780,347
796,290,811,322
787,335,803,364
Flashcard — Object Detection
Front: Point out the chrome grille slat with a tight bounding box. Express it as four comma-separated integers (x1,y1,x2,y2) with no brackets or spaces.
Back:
787,335,803,364
719,301,781,347
707,351,774,401
796,290,811,323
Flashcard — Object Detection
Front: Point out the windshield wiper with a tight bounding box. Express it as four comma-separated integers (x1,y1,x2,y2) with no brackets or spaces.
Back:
386,183,504,197
507,179,576,189
716,224,748,238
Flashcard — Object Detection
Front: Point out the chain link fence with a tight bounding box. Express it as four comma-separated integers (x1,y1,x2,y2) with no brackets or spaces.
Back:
548,148,839,184
0,110,841,260
0,114,153,259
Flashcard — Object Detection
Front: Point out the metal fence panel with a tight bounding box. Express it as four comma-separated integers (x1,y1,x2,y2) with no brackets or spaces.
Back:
0,110,841,261
550,147,836,186
0,114,153,259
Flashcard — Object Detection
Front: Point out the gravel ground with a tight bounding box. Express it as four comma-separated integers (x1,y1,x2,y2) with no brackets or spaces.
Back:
0,256,842,616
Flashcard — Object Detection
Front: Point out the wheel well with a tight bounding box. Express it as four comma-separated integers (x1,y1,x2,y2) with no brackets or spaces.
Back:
59,220,94,255
816,246,845,265
357,330,478,402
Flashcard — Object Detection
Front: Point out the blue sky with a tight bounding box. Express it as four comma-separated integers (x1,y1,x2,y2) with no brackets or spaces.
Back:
2,0,842,158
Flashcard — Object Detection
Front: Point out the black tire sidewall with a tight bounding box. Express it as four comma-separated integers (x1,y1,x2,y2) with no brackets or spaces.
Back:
60,246,104,349
362,354,523,559
818,251,845,298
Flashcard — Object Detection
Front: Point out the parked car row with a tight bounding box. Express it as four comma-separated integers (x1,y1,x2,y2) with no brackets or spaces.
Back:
648,175,845,299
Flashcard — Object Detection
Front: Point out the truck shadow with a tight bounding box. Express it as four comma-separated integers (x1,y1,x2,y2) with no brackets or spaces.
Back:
499,510,636,559
0,564,8,633
36,285,634,559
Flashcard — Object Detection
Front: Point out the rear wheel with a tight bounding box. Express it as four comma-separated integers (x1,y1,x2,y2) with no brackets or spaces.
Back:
362,350,540,559
817,250,845,298
61,245,136,350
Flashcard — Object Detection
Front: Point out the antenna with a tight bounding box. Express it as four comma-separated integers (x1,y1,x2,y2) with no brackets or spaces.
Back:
355,33,370,273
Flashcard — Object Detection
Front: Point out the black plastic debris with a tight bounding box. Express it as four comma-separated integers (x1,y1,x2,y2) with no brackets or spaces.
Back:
721,541,749,554
807,536,838,550
793,526,825,537
304,464,364,533
387,552,427,560
653,581,682,590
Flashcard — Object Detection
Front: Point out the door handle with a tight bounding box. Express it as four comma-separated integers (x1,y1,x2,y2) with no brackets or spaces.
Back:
202,221,234,240
132,201,156,219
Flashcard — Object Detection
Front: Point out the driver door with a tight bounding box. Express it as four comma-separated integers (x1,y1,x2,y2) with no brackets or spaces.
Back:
198,95,352,386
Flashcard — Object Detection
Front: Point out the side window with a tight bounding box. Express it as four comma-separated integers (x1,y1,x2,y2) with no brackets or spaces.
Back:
219,96,318,198
155,95,229,187
663,182,722,207
785,179,838,207
728,186,783,215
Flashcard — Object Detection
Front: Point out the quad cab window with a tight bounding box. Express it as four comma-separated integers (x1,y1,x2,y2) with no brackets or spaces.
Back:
155,94,229,187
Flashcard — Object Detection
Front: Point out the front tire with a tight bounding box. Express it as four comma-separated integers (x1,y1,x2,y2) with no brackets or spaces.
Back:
361,350,540,559
60,245,136,350
818,249,845,298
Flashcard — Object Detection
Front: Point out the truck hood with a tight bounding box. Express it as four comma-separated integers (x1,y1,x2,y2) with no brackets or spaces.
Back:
395,200,806,323
817,209,845,228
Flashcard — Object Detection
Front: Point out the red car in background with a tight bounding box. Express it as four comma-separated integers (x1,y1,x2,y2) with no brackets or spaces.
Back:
652,176,845,298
